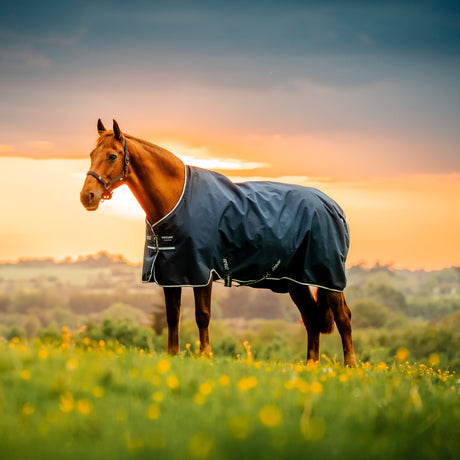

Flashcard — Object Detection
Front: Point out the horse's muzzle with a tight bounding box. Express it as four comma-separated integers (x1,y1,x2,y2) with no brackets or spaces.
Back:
80,188,101,211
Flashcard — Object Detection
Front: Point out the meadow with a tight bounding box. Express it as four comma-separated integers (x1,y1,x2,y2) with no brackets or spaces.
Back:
1,256,459,459
0,337,458,460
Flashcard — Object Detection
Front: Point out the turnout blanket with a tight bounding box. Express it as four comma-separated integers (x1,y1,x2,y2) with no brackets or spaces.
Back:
142,166,349,293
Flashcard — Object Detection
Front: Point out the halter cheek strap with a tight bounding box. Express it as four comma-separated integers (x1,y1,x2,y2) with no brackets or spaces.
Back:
87,137,129,201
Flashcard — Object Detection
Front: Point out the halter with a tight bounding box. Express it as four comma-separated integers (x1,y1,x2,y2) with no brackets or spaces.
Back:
86,137,129,201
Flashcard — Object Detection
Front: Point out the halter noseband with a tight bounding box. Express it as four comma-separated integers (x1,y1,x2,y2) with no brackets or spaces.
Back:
86,137,129,201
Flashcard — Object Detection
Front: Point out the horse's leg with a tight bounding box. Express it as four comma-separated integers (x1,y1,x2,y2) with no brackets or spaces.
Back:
193,281,213,355
317,288,357,367
163,286,182,355
289,283,322,364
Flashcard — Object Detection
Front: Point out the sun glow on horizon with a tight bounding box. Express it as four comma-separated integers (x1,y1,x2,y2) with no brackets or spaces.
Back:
0,157,459,271
154,141,270,171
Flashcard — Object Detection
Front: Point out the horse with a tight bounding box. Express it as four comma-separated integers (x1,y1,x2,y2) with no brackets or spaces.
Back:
80,119,357,367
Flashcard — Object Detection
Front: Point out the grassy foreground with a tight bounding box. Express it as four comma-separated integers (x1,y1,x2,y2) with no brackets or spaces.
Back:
0,338,458,460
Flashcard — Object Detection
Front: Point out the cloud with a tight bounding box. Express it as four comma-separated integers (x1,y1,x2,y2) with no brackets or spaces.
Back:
159,142,269,170
0,42,51,69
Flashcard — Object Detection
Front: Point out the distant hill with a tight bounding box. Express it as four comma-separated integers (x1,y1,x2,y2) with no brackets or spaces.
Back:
1,251,139,268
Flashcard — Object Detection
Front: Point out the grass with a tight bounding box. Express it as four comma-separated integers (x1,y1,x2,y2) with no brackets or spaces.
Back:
0,337,458,460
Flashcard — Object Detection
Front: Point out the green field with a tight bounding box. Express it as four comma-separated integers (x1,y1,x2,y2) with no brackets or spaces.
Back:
0,338,458,460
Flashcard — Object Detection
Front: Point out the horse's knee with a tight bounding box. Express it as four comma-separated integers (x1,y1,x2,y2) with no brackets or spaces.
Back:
194,284,212,331
166,311,180,328
195,309,210,330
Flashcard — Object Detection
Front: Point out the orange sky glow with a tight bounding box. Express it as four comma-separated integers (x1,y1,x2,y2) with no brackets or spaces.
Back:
1,154,459,271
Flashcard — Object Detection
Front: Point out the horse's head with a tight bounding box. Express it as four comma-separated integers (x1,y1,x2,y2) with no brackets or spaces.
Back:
80,119,129,211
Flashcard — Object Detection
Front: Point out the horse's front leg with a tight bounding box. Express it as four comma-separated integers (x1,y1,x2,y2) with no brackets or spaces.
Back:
288,283,321,364
163,287,182,355
193,282,213,355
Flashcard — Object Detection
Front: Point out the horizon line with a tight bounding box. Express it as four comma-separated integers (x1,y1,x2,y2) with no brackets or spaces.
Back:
1,252,458,273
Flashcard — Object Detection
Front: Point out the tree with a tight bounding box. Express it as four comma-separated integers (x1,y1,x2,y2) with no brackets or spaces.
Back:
351,299,392,328
364,284,407,313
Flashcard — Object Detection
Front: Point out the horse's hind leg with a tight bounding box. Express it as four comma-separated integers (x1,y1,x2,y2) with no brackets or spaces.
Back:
193,281,213,355
317,288,357,367
163,287,182,355
289,283,322,364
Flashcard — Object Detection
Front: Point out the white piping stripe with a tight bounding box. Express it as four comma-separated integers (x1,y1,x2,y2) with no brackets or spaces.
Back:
143,268,344,292
146,164,188,229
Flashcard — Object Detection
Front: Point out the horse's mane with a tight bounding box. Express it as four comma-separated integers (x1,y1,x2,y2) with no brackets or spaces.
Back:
96,132,169,156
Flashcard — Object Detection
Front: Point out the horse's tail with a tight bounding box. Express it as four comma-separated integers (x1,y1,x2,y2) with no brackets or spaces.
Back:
314,288,335,334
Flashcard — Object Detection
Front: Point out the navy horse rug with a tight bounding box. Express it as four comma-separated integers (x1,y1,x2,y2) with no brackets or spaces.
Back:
142,166,349,293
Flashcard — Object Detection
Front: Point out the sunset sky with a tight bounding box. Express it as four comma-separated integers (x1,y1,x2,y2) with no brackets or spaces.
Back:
1,0,459,270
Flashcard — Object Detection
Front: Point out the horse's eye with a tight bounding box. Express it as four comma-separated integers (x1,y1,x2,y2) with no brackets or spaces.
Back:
107,153,118,161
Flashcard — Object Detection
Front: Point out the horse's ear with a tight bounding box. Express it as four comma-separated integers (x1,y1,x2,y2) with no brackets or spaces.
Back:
113,119,122,141
97,118,106,135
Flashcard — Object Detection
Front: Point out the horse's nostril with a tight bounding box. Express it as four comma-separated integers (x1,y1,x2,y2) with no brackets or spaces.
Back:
88,191,95,201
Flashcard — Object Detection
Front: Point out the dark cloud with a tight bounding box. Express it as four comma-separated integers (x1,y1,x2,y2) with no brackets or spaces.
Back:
1,0,459,176
2,0,460,58
2,0,459,91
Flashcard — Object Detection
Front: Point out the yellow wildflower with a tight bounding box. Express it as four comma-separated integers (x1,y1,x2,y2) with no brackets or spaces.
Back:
59,392,74,413
296,379,310,394
395,347,409,362
38,348,49,360
243,341,252,364
166,375,179,389
20,369,31,380
66,358,79,371
237,376,258,391
146,404,161,420
259,405,283,427
218,375,230,386
92,386,105,398
188,433,213,460
375,362,389,371
199,381,214,395
410,384,423,410
294,363,304,373
22,402,35,415
76,399,93,415
311,381,323,394
156,359,170,374
428,353,440,367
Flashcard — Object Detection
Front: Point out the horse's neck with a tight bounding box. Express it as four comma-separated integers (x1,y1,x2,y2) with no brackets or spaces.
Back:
126,139,185,224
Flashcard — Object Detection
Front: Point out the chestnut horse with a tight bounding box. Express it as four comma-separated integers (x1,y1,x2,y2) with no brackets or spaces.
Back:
80,119,356,366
